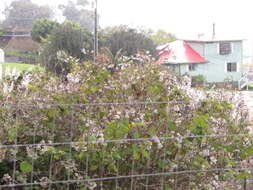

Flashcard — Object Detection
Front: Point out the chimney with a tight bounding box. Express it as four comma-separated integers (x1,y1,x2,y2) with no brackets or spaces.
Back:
212,23,216,40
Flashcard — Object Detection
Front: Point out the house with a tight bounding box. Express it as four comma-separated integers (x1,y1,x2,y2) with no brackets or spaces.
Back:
0,27,39,63
157,39,244,83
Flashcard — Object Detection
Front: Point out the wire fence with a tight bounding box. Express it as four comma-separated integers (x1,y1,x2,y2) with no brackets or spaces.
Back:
0,102,252,189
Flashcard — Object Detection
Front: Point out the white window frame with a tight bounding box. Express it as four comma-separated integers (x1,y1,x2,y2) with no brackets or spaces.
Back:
231,42,234,53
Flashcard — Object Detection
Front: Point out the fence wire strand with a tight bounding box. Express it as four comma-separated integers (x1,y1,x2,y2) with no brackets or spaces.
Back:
1,133,252,149
1,168,253,188
0,101,252,189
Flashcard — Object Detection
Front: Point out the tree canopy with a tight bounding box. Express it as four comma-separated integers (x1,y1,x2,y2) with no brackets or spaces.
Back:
2,0,53,29
31,18,59,43
59,0,95,32
150,29,176,45
101,26,157,57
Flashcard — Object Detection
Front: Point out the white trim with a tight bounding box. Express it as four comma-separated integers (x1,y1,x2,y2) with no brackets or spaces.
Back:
224,61,227,72
217,43,220,54
237,61,240,72
186,64,189,72
231,42,234,54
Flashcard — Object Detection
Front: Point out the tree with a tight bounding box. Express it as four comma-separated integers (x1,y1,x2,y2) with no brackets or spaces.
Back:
2,0,53,29
59,0,95,32
150,29,176,45
40,21,93,75
31,18,59,43
101,26,157,57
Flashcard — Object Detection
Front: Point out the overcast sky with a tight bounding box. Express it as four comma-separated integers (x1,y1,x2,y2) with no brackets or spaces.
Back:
0,0,252,40
36,0,253,40
1,0,253,55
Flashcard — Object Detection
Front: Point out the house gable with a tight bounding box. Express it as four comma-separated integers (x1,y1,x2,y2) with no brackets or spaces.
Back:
156,40,208,65
157,39,244,83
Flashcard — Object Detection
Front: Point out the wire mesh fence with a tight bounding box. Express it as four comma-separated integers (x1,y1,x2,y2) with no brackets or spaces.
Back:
0,102,252,189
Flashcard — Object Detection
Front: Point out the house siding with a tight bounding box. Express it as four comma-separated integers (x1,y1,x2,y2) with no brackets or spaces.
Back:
182,41,243,83
202,41,243,83
161,40,243,83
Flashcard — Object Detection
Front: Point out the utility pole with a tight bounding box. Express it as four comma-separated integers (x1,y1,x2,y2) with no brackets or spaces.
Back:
212,23,216,40
94,0,98,63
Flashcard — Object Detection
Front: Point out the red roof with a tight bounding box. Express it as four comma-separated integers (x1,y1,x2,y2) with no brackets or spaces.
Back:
156,40,208,64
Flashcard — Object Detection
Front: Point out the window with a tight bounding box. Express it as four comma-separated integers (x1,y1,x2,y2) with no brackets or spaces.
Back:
171,66,176,72
219,42,231,55
189,64,195,71
226,62,237,72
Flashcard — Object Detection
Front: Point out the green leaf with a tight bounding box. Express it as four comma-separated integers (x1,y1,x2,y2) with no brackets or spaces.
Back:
47,109,54,119
20,161,33,173
8,127,17,142
90,165,98,171
168,121,176,131
133,151,139,160
141,149,149,159
236,171,249,179
112,152,121,160
133,144,139,160
148,127,157,135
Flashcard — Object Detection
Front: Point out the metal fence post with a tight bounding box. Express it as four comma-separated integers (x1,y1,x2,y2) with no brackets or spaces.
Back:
244,178,247,190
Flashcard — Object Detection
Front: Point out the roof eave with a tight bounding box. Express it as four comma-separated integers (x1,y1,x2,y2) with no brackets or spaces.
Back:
163,61,208,65
182,39,245,43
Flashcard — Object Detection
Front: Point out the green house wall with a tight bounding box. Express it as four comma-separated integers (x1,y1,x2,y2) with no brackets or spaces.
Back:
167,41,243,83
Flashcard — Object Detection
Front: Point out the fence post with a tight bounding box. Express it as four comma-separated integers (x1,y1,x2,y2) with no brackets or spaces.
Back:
244,178,247,190
0,64,2,80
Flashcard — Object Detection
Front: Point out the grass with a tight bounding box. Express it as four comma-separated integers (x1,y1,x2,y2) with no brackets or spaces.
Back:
248,83,253,88
0,62,44,72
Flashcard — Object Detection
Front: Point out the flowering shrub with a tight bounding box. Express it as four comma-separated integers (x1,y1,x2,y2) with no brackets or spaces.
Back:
0,60,251,189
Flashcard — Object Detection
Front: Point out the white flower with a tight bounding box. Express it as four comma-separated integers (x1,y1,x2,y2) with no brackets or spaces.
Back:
152,135,163,149
97,133,104,142
88,182,97,190
39,177,49,188
210,156,217,164
2,174,13,183
202,149,210,157
26,146,38,159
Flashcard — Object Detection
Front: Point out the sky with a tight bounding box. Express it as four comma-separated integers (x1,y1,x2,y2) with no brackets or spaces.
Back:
1,0,253,57
0,0,253,40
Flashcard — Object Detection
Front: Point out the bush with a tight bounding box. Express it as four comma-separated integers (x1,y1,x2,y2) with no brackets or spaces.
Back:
191,75,205,87
0,61,251,189
40,21,93,76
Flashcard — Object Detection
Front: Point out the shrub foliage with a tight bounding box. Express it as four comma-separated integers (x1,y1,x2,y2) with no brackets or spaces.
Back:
0,61,251,189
